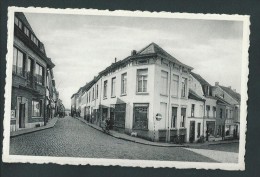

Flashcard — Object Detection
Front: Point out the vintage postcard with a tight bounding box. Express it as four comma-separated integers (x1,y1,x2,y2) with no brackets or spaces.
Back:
2,7,249,170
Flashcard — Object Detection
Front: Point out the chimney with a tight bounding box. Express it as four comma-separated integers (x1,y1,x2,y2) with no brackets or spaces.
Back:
215,82,219,86
228,86,232,89
131,50,137,56
115,57,117,63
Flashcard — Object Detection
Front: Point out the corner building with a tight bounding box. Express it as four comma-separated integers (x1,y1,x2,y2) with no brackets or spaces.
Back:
75,43,194,142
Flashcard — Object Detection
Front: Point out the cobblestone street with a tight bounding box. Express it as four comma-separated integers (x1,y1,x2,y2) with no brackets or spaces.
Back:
10,116,218,162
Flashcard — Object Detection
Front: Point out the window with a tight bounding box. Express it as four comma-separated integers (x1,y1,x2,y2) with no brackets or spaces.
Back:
137,69,148,93
103,80,107,98
137,59,148,65
206,105,210,117
121,73,127,95
92,87,95,100
213,106,216,118
161,70,168,95
197,123,201,137
226,109,228,118
14,16,22,29
32,100,42,117
111,77,116,97
171,107,177,128
31,34,39,46
24,26,29,36
230,110,232,119
89,91,91,102
220,108,223,119
35,63,44,85
96,85,98,99
191,104,195,117
13,47,25,76
172,74,179,97
133,103,148,129
27,58,33,74
180,108,186,128
181,77,187,97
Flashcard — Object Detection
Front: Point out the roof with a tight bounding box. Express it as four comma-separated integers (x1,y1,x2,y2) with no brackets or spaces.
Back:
76,42,193,95
219,85,241,102
215,95,231,106
191,72,211,86
188,89,205,102
15,12,36,36
138,42,193,70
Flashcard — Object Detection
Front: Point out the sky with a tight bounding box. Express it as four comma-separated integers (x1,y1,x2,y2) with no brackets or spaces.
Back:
24,12,243,109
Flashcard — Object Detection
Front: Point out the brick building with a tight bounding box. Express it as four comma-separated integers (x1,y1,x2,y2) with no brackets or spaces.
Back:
11,12,56,132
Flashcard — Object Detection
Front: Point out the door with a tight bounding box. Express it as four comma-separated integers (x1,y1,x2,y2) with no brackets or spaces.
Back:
189,121,195,142
19,103,25,128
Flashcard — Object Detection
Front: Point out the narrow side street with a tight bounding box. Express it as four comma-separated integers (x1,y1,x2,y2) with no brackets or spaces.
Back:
10,116,220,162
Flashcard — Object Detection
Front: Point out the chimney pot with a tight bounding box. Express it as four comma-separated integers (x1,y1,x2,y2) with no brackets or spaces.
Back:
215,82,219,86
131,50,137,56
115,57,117,63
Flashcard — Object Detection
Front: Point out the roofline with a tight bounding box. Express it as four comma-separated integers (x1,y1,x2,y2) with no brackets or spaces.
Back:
217,85,241,102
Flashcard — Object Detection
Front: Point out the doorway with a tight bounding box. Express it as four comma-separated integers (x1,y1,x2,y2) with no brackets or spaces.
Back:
189,121,195,143
19,103,25,128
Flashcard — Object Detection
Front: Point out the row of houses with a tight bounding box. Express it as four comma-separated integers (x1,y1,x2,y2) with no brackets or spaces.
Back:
71,42,240,143
10,12,63,132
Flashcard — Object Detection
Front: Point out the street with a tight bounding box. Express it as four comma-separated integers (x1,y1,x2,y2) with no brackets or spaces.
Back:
10,116,237,162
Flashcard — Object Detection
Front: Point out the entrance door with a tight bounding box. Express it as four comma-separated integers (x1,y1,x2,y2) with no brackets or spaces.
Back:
189,121,195,143
19,103,25,128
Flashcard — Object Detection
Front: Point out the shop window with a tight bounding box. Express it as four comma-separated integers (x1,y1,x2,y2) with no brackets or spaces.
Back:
137,69,148,93
13,47,25,77
32,100,42,117
133,103,149,129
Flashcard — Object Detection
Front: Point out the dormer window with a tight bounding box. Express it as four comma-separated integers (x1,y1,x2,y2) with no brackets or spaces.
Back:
137,59,148,65
24,26,29,36
31,34,39,46
14,16,22,29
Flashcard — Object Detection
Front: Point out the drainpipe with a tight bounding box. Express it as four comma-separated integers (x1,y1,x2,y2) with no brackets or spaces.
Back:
202,99,205,138
167,62,172,142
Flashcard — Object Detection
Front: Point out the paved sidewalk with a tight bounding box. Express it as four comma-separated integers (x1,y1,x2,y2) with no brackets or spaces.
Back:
74,116,185,147
10,117,59,137
75,116,239,148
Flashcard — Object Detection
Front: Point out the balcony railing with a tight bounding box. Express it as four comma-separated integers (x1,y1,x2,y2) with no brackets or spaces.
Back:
26,72,37,89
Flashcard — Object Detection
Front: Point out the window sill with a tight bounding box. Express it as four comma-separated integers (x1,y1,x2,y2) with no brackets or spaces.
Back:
111,96,116,98
32,117,43,119
160,94,168,97
136,92,149,95
12,73,26,80
171,95,178,98
169,128,177,130
103,97,107,100
120,94,127,97
179,127,186,129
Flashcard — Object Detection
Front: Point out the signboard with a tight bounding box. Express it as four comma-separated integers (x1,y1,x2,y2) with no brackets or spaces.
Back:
11,110,15,119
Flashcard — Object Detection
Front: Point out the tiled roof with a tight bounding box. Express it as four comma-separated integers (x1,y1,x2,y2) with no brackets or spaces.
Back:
220,85,241,102
138,42,193,70
188,89,205,102
191,72,211,86
215,95,231,106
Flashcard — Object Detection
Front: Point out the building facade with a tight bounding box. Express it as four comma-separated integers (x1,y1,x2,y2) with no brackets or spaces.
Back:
11,12,57,132
72,42,241,143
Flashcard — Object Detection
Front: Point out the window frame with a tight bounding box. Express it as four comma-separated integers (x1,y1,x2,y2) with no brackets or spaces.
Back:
31,100,42,118
111,77,116,98
160,70,168,96
133,103,149,130
13,46,26,77
103,80,108,99
137,69,148,94
121,73,127,95
172,74,179,97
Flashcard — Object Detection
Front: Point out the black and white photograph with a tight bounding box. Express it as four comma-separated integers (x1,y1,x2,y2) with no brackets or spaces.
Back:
2,7,249,170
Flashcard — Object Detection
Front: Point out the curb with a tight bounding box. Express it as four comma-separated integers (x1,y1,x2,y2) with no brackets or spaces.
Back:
10,117,59,138
75,117,186,148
